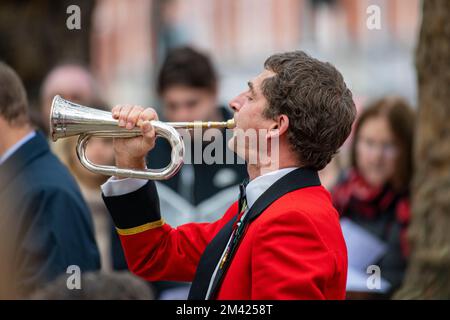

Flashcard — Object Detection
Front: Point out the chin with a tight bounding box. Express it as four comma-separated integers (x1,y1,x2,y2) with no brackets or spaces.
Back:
227,135,239,154
366,176,387,188
228,136,248,162
227,136,234,152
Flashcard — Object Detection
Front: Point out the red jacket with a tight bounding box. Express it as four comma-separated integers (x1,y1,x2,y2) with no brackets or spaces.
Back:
103,168,348,300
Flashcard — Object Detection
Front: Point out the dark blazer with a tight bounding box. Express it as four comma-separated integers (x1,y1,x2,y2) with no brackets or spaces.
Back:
0,131,100,295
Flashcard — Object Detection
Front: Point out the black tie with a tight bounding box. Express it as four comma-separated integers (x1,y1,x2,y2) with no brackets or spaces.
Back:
206,180,249,299
188,168,321,300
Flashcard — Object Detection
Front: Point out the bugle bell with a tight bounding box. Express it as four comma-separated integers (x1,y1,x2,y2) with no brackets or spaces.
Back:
50,95,235,180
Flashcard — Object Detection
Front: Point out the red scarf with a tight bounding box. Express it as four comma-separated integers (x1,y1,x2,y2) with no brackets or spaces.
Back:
332,169,410,256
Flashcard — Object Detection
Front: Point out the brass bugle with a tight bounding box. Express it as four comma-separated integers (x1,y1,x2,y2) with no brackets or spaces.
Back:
50,95,235,180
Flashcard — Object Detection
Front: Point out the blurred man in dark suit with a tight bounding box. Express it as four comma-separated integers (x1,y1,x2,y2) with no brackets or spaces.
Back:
0,62,100,297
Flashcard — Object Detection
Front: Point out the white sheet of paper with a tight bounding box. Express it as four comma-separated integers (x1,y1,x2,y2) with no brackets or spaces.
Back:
341,217,391,293
155,182,240,227
346,267,391,293
340,217,388,269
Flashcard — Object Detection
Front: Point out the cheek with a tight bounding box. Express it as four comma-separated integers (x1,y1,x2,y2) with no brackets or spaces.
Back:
355,152,367,173
193,101,211,116
238,104,260,127
356,145,368,164
355,145,377,175
163,107,173,119
237,108,249,124
383,156,397,174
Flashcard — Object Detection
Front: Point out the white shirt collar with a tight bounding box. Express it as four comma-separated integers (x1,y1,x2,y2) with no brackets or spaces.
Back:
245,167,298,209
0,131,36,165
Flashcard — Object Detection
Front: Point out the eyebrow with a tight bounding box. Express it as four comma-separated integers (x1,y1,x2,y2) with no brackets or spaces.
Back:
247,81,256,96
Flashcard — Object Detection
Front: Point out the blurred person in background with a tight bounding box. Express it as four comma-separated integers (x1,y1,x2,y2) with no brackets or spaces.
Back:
38,63,98,136
0,225,20,299
148,46,248,216
332,96,415,297
0,62,100,297
111,46,247,299
40,65,116,271
319,156,343,191
53,107,115,272
30,271,154,300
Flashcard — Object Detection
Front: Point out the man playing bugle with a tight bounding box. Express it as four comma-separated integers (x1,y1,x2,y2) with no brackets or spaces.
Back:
101,51,356,300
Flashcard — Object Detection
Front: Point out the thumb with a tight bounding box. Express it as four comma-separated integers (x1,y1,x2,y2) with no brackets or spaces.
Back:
141,120,156,150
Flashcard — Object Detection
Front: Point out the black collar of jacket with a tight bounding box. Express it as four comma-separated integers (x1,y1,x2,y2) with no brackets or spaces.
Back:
188,166,321,300
0,131,48,193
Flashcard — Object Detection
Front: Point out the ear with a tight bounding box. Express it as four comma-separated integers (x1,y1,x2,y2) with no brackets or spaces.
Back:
266,114,289,139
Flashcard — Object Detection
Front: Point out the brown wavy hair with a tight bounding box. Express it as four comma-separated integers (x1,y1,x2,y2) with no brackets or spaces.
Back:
262,51,356,170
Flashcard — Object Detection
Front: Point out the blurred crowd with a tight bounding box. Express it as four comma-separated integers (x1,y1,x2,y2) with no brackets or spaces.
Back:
0,0,420,300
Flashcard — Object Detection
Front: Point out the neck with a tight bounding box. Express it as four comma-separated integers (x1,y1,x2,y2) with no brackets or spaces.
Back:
245,137,300,180
0,123,33,157
246,157,300,180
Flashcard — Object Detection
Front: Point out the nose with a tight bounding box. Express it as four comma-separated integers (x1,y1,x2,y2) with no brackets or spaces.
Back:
175,107,192,122
228,93,245,112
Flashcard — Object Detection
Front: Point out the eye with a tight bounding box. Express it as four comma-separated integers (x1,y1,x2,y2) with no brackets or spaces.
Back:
186,99,199,109
246,95,254,101
167,103,178,112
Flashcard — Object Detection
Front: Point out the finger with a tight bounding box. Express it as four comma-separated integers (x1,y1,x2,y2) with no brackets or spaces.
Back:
118,105,133,127
141,121,156,149
112,105,122,119
126,106,144,129
137,108,158,127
